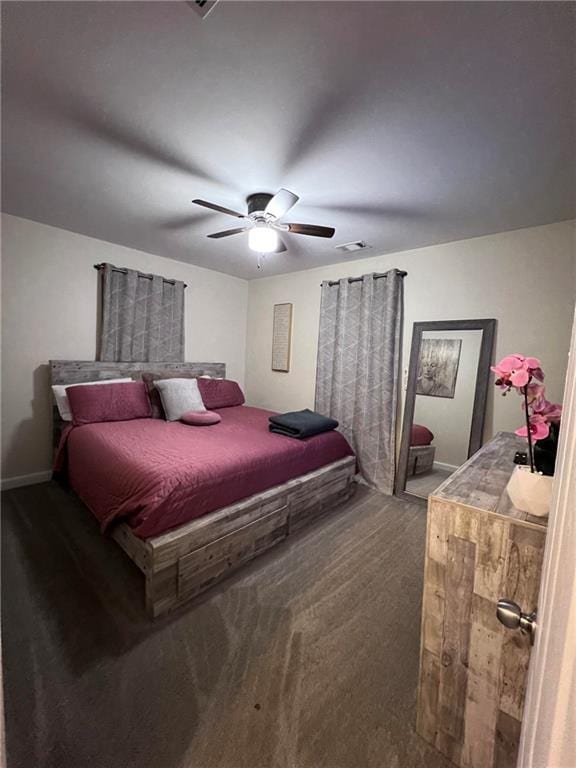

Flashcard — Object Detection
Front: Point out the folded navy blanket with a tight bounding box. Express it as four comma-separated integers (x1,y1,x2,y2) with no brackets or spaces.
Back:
269,408,339,439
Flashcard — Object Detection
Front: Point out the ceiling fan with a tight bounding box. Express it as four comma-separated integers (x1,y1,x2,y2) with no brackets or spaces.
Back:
191,189,335,255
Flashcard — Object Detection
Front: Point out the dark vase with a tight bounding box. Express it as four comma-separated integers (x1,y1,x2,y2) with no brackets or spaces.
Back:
534,422,560,476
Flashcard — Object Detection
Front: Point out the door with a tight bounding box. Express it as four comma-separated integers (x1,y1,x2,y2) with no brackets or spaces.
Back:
516,306,576,767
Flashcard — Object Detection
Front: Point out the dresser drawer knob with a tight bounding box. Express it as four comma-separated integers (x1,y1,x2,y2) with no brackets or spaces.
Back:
497,598,537,645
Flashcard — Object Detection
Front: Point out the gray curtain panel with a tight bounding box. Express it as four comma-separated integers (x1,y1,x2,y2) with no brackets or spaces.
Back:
315,270,404,494
99,263,185,362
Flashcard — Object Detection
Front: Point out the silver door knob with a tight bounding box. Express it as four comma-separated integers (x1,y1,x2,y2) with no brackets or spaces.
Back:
497,599,537,644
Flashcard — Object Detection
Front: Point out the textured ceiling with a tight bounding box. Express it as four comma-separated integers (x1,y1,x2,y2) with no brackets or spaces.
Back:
2,1,575,279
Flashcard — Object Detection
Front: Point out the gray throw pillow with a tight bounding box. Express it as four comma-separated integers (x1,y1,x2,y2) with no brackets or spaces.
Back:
154,378,206,421
141,371,200,419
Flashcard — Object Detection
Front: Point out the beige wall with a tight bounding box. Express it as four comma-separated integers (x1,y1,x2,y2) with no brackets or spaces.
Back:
245,221,575,442
2,216,574,482
1,213,248,480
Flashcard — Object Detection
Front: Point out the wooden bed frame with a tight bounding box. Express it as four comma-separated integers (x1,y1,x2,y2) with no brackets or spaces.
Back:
50,361,356,618
407,445,436,476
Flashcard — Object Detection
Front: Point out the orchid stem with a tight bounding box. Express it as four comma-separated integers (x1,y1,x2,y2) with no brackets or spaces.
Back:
523,384,535,473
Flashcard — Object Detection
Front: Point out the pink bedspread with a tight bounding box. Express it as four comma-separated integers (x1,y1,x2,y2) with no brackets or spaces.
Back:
60,406,354,539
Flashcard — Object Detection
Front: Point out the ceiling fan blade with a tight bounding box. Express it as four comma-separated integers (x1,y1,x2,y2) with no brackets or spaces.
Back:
265,188,299,219
206,227,249,239
192,199,247,219
286,223,335,238
275,236,288,253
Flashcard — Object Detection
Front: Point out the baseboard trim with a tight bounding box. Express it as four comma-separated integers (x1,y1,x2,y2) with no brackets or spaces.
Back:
433,461,460,474
1,471,52,491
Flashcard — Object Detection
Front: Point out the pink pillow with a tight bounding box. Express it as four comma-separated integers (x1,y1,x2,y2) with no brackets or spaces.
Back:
197,378,245,409
180,410,221,426
67,381,152,426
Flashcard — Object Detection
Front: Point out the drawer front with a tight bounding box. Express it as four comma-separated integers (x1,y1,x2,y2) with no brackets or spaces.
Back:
289,472,351,531
178,504,289,600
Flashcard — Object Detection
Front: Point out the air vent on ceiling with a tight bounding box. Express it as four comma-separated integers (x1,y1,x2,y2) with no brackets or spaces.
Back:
335,241,370,253
187,0,219,20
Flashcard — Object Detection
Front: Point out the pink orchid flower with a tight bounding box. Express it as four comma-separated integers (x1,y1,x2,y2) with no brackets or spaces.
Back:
515,413,550,441
531,397,562,423
523,357,545,382
526,382,545,404
491,354,544,391
495,353,561,466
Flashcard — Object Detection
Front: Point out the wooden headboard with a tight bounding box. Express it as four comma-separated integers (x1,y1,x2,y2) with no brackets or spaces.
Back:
50,360,226,449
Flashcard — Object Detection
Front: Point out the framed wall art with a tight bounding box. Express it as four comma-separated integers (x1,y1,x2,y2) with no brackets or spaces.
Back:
416,338,462,398
272,303,293,372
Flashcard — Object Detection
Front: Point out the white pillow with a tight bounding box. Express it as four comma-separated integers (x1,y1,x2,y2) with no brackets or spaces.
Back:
154,378,206,421
52,378,133,421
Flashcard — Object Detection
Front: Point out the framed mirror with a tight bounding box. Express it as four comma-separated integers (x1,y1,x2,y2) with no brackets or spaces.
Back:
395,319,496,503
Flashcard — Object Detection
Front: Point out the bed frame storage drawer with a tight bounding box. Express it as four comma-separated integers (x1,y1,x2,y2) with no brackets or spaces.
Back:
407,445,435,476
177,504,289,601
289,464,354,531
112,456,356,617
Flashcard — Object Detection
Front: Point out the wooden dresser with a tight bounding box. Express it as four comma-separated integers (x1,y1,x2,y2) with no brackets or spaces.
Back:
416,432,548,768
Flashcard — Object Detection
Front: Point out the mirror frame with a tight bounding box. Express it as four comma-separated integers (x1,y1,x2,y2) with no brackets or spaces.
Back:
395,318,497,504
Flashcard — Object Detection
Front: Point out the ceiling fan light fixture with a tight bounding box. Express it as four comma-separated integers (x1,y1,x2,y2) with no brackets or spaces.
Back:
248,225,278,253
192,189,334,266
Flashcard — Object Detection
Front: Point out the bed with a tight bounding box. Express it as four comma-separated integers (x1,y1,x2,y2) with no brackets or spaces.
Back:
51,360,356,617
407,424,436,476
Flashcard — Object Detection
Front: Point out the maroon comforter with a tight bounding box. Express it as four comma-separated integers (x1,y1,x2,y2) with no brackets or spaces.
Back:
60,406,354,539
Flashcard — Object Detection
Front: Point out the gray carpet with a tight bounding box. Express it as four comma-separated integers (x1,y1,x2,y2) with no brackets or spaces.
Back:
405,467,452,499
2,481,452,768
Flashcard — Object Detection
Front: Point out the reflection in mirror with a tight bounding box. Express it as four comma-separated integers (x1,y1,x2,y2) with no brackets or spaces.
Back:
407,330,482,497
396,319,496,503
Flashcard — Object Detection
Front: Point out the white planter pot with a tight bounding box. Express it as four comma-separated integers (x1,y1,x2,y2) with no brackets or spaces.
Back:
506,465,554,518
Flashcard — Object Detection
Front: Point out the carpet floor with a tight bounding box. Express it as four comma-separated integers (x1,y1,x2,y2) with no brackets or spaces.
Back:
405,467,452,499
2,481,452,768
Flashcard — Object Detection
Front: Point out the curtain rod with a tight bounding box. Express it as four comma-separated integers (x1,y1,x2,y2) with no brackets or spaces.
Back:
323,269,407,287
93,263,187,289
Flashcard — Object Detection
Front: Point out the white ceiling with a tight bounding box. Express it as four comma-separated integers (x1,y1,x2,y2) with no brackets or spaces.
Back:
2,1,575,279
